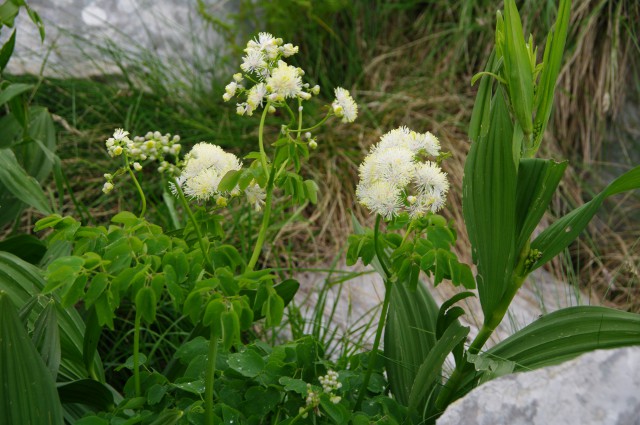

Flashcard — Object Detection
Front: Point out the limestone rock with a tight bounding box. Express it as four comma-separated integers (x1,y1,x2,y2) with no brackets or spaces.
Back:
437,347,640,425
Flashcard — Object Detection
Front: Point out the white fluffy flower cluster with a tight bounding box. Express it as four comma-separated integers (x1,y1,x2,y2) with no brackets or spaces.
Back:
174,143,242,202
331,87,358,123
356,126,448,219
173,143,267,210
223,32,320,116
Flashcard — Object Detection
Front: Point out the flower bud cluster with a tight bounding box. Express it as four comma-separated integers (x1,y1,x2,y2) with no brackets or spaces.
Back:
223,32,321,116
356,126,448,219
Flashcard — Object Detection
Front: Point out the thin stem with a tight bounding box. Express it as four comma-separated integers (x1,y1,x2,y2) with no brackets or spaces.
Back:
246,165,276,272
289,111,332,134
205,334,219,425
133,309,141,397
124,155,146,218
173,178,215,272
258,101,271,177
356,215,392,410
289,404,315,425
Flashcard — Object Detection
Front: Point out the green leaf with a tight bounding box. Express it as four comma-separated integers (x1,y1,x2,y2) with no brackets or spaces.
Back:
463,90,517,318
202,298,226,333
279,376,307,394
0,233,46,264
514,158,567,254
57,379,115,412
0,29,16,72
384,281,440,408
221,310,240,350
0,83,33,107
227,349,265,378
0,252,105,383
503,0,533,135
0,148,52,215
484,306,640,372
148,409,184,425
83,308,102,381
264,292,284,327
135,286,157,324
0,1,19,27
32,299,61,378
320,395,350,424
532,0,571,149
218,169,242,193
0,291,64,425
43,256,84,294
469,50,497,142
531,165,640,269
303,179,319,204
408,322,469,412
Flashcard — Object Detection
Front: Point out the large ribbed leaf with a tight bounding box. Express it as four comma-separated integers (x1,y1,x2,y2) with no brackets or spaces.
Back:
485,306,640,371
514,158,567,255
32,299,62,379
0,148,52,215
384,281,439,407
503,0,533,135
0,291,64,424
463,91,517,318
408,322,469,413
531,165,640,269
0,251,105,382
468,50,497,143
532,0,571,149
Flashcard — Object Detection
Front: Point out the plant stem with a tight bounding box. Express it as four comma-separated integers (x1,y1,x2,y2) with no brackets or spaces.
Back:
173,178,215,272
290,112,332,134
246,165,276,272
133,309,141,397
205,334,219,425
258,101,271,177
289,404,315,425
124,155,146,218
356,215,392,410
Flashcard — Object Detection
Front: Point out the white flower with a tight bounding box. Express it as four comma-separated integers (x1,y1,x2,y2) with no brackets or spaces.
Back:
356,126,448,219
247,83,267,109
356,180,402,220
102,182,114,194
113,128,129,140
240,49,267,74
280,43,299,57
245,183,266,211
178,143,242,201
332,87,358,123
133,162,142,171
414,161,448,194
266,61,302,100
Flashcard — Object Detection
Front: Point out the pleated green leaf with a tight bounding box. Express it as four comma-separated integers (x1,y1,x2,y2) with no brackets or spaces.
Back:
531,165,640,269
57,379,115,412
408,322,469,413
384,281,439,407
463,91,518,318
532,0,571,149
32,299,62,379
503,0,533,135
468,50,497,143
0,291,64,425
0,251,105,382
514,158,567,255
0,147,52,215
485,306,640,371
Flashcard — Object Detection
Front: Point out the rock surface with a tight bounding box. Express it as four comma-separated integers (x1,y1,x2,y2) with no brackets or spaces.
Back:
437,347,640,425
2,0,227,77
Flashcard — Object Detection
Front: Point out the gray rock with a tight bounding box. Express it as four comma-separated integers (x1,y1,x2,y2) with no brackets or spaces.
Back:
2,0,228,77
437,347,640,425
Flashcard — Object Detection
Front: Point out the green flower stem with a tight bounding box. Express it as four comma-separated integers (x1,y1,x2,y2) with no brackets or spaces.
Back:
289,404,315,425
205,334,219,425
246,165,276,272
124,155,147,218
291,112,332,134
258,101,271,177
356,215,392,410
133,309,142,397
173,178,215,272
